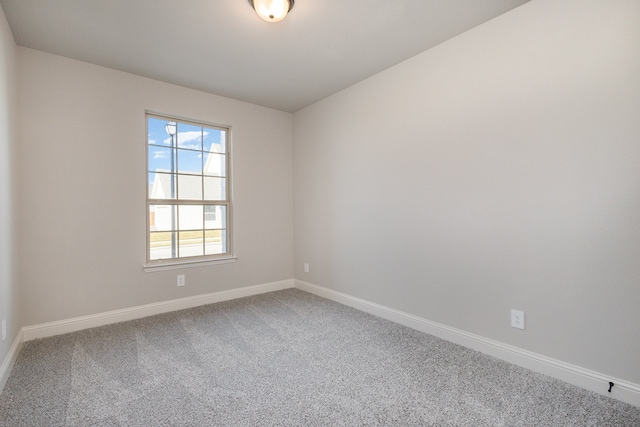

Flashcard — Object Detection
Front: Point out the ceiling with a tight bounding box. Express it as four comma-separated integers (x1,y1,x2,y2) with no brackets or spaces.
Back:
0,0,530,112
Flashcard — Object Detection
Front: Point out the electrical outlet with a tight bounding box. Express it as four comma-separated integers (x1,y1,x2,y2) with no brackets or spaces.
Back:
511,309,525,329
177,274,186,287
304,263,309,273
2,319,6,341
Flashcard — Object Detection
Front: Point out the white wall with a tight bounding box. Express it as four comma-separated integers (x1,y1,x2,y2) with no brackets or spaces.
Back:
0,4,18,383
294,0,640,384
17,48,294,326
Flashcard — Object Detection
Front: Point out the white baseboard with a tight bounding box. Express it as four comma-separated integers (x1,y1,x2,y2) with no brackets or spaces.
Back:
23,279,294,342
7,278,639,408
294,279,640,408
0,329,23,394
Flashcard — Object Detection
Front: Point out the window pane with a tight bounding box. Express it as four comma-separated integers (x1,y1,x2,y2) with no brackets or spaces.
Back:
203,152,226,177
148,117,172,147
148,172,155,198
178,174,202,200
150,231,176,260
148,173,176,199
205,205,226,229
177,123,202,151
204,177,226,201
205,230,226,255
178,205,203,231
203,128,226,154
204,205,217,223
179,230,204,257
177,148,203,175
147,115,231,263
148,146,174,173
149,205,176,231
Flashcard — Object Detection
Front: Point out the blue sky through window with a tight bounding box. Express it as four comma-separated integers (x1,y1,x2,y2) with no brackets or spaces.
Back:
147,117,226,190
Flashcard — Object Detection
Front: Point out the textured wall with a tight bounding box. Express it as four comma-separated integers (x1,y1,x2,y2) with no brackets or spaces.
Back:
17,48,294,326
293,0,640,383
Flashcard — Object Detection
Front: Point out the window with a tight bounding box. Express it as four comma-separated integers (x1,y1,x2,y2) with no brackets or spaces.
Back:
146,114,231,265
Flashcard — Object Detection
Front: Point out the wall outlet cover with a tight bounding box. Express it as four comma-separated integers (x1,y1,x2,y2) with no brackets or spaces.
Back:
511,309,525,330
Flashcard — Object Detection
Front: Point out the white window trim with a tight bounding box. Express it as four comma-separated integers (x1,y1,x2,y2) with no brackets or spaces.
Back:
143,256,238,272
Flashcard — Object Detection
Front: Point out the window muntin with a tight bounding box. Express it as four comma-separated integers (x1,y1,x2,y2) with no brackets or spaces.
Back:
146,114,231,263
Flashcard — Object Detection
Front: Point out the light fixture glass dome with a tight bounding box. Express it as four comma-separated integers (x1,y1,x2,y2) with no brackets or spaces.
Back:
250,0,293,23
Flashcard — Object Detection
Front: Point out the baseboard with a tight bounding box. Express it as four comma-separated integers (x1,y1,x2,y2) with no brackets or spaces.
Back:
0,329,23,394
23,279,294,342
294,279,640,408
11,278,640,407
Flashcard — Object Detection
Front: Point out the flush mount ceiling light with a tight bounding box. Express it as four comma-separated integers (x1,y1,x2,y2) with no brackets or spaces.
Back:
249,0,294,23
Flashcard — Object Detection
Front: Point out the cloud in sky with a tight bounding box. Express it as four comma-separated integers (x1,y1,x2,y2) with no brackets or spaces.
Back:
177,131,209,150
152,129,212,149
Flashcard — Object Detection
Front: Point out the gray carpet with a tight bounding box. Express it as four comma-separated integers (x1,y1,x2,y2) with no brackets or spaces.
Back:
0,289,638,426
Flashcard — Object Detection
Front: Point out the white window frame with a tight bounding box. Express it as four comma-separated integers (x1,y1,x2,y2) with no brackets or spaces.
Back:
144,112,236,271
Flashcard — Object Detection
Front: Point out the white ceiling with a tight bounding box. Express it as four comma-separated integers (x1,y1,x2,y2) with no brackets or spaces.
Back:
0,0,530,112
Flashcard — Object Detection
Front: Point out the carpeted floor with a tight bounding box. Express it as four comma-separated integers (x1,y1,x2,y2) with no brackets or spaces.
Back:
0,288,638,426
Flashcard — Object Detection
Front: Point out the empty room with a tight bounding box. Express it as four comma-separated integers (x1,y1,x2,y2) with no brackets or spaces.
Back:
0,0,639,425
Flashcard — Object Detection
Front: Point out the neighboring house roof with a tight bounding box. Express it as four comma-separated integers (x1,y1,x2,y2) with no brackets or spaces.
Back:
150,142,225,201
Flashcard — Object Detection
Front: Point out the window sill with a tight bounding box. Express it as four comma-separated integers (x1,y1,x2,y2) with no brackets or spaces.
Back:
143,256,238,272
